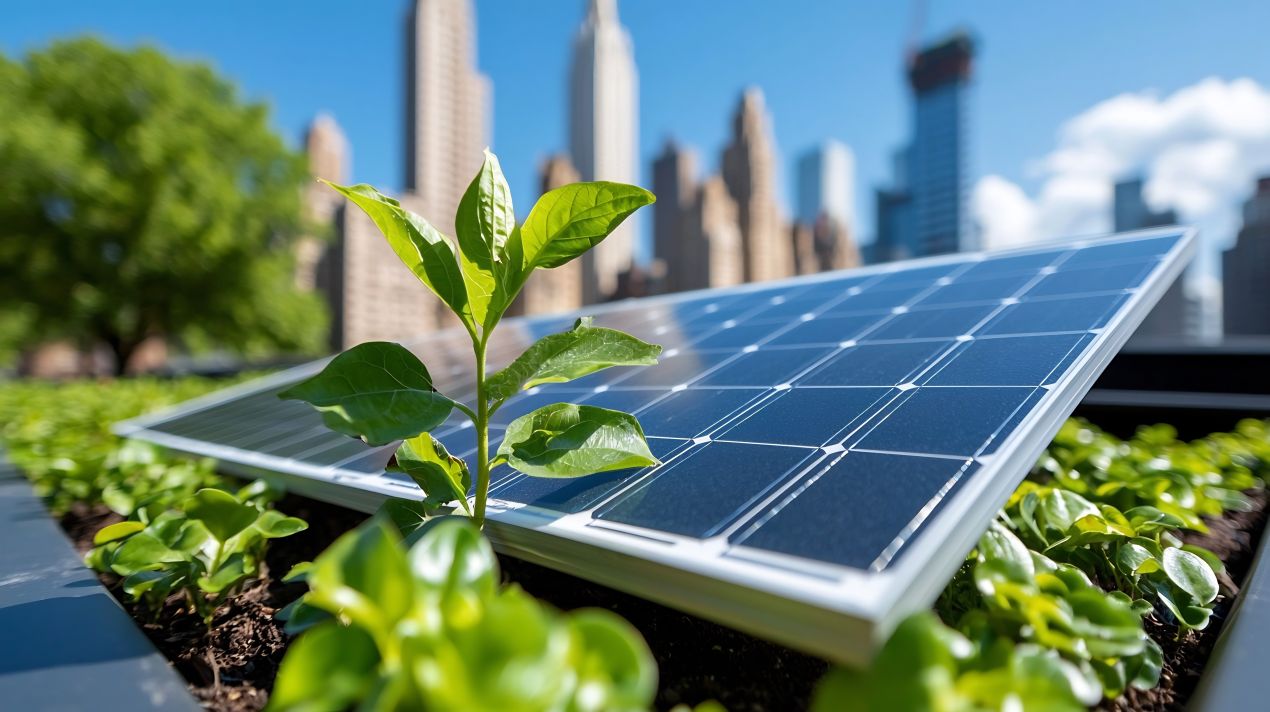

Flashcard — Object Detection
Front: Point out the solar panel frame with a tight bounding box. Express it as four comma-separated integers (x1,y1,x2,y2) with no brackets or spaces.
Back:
116,226,1196,665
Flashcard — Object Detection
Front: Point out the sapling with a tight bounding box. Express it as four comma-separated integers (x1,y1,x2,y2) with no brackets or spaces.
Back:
281,150,660,527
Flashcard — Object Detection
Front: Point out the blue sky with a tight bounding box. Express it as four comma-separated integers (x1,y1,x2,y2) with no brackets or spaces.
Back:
4,1,1270,258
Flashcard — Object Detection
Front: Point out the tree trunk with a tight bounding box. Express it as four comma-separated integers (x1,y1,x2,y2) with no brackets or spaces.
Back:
102,332,140,377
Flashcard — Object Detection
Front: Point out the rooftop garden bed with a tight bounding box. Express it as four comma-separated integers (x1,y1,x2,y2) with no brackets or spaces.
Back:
3,375,1269,711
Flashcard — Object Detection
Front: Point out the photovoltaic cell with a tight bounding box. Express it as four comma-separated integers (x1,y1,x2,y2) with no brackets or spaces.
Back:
117,228,1194,665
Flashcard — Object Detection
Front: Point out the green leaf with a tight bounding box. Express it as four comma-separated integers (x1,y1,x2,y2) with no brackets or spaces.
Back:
1162,547,1219,604
1158,587,1213,630
1115,542,1160,576
254,509,309,538
393,433,472,514
306,520,414,634
407,516,499,621
1039,489,1100,534
93,520,145,546
323,180,470,323
567,609,658,712
268,621,380,712
278,342,454,446
1181,544,1225,575
487,317,662,404
454,149,514,326
978,521,1035,579
185,488,259,543
198,553,250,594
282,561,313,584
377,498,432,539
497,403,657,478
508,182,654,279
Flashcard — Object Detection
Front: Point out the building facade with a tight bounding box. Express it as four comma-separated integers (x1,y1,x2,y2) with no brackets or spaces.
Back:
875,32,975,262
570,0,639,303
305,0,492,350
1223,176,1270,336
405,0,490,237
796,140,854,230
1113,177,1190,341
651,139,699,293
508,155,586,316
721,88,791,283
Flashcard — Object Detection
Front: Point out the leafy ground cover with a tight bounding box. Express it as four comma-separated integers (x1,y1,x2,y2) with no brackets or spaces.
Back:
3,373,1269,711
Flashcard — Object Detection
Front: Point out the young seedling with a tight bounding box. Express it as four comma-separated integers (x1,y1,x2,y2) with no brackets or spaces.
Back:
281,150,659,528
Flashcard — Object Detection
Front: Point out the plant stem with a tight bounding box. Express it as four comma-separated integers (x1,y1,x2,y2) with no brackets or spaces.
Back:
473,335,490,528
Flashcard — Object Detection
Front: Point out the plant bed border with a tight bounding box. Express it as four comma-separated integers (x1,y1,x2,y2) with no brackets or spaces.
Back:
0,453,198,711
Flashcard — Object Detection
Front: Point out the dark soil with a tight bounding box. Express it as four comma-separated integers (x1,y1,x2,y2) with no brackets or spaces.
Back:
1102,488,1269,712
61,487,1269,711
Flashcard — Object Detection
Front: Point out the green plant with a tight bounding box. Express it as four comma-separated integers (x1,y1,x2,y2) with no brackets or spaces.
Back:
86,484,307,624
267,516,656,712
816,418,1270,710
280,150,659,528
1002,483,1221,634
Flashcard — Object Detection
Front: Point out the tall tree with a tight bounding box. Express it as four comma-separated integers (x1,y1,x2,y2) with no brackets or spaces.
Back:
0,38,326,374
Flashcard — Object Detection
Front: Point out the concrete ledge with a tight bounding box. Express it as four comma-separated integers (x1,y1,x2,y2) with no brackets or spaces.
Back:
0,456,198,711
1191,510,1270,712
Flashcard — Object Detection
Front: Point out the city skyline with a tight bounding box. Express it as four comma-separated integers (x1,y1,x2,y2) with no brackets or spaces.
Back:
5,2,1270,278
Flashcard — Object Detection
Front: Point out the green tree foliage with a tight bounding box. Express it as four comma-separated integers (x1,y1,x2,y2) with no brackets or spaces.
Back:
0,37,325,373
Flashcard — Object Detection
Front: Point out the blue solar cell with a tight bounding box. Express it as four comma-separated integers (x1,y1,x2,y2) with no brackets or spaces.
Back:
863,304,999,341
1060,234,1178,267
718,387,894,447
732,451,976,569
825,283,929,314
797,340,954,386
689,320,786,349
609,350,736,388
958,250,1066,279
490,437,689,514
627,387,766,438
1025,260,1154,298
871,262,963,287
924,334,1088,386
856,386,1036,457
763,312,887,346
594,441,818,537
696,346,835,387
914,272,1037,306
981,294,1125,336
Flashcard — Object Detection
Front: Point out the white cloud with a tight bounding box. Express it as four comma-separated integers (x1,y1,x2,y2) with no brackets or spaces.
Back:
974,77,1270,261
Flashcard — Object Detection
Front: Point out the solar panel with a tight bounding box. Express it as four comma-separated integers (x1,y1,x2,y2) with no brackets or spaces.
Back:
116,227,1194,664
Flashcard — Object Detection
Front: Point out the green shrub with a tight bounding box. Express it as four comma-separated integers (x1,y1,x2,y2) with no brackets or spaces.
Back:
268,517,655,712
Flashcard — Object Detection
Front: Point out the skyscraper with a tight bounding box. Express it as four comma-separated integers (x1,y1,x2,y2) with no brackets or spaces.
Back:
308,0,492,349
569,0,639,302
722,87,790,283
1223,176,1270,336
796,140,854,229
652,139,699,293
296,114,347,292
875,32,975,261
405,0,491,236
681,176,744,291
508,155,585,316
1112,177,1189,340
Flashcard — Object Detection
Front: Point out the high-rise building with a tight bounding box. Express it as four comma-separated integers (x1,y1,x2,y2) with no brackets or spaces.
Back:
509,155,586,316
1112,177,1190,341
796,140,854,230
405,0,491,237
296,114,348,292
652,139,699,293
874,32,975,262
680,176,744,291
1223,176,1270,336
793,215,860,276
722,87,791,283
570,0,639,303
308,0,492,350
